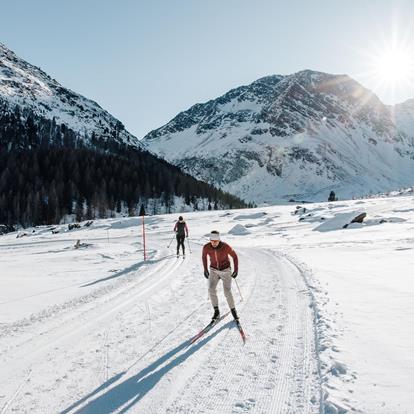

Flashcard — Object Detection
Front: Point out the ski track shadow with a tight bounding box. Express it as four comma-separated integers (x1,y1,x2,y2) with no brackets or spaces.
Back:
80,254,177,287
61,322,233,414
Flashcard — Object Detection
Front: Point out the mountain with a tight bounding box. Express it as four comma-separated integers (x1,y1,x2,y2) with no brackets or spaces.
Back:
143,70,414,203
0,43,247,227
0,42,139,147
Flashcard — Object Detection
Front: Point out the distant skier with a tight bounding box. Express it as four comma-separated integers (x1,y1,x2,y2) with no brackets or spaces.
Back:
174,216,189,257
202,230,239,321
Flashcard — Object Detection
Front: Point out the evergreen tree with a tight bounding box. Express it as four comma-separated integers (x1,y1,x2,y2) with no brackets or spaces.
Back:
0,106,247,227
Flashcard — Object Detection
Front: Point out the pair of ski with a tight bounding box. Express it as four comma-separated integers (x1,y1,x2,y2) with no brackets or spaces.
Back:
189,312,246,345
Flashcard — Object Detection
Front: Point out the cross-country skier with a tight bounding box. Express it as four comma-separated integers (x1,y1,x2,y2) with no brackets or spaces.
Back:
202,230,239,321
174,216,189,257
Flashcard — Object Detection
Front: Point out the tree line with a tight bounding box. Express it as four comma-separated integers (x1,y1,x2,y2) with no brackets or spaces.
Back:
0,104,249,227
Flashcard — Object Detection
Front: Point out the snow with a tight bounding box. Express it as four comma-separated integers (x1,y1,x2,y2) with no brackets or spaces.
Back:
312,210,366,232
143,71,414,204
0,43,141,148
228,224,250,235
1,195,414,413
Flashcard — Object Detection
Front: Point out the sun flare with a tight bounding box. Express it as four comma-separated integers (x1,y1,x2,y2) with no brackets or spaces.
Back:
373,47,414,84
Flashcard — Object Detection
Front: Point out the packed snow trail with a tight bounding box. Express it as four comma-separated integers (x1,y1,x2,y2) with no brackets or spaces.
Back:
0,218,321,413
3,198,414,413
58,249,320,414
160,250,320,414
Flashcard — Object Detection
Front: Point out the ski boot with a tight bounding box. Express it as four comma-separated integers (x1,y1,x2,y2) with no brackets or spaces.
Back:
212,306,220,322
231,308,239,320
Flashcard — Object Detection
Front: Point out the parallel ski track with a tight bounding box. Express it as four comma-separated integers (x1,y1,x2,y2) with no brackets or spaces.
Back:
2,244,322,414
61,248,257,414
0,247,163,338
0,248,186,407
3,244,227,414
162,248,321,414
0,369,32,414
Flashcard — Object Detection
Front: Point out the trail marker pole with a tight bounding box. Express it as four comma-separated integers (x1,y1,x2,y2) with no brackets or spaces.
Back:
139,204,147,261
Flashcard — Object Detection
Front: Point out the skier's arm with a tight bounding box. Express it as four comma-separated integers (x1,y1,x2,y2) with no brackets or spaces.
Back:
184,223,189,237
228,245,238,273
173,222,178,232
202,245,208,272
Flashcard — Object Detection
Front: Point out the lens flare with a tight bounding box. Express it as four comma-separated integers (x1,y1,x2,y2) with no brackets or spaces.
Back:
374,47,414,84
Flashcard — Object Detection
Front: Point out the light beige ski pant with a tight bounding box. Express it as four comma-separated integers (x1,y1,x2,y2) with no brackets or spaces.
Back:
208,267,235,309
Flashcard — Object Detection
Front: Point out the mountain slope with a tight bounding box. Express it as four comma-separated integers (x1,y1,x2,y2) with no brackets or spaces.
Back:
143,70,414,203
0,43,247,227
0,42,139,147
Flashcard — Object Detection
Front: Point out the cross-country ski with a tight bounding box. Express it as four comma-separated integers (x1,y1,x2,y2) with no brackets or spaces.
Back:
189,311,230,345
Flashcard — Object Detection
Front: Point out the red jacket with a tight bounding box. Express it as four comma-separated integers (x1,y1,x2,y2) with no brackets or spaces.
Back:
202,241,238,273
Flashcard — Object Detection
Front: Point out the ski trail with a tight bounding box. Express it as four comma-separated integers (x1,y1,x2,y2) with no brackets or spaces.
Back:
3,242,321,413
56,249,257,414
103,330,109,383
2,250,180,363
0,368,32,414
0,250,185,407
2,241,219,414
70,247,321,414
162,248,321,414
0,250,169,338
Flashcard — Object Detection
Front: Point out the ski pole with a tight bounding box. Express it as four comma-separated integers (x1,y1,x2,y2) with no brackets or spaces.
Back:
186,237,192,253
146,301,152,332
167,234,175,248
235,278,244,302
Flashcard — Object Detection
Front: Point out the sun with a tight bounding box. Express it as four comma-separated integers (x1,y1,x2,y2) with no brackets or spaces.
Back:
374,47,414,84
355,30,414,101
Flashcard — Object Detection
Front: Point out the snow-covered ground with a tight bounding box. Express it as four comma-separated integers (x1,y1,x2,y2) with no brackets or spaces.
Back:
1,195,413,413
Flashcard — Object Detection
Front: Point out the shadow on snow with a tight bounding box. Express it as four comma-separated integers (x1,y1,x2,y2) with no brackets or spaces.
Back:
80,254,177,287
61,322,234,414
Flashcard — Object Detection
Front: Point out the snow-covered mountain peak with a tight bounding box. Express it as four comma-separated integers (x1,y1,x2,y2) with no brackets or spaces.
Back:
143,70,414,204
0,42,141,147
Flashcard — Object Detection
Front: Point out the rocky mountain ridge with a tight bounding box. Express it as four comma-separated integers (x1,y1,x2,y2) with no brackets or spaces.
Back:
143,70,414,203
0,42,140,147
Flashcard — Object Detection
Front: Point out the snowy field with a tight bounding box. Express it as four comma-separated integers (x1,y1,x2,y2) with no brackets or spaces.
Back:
1,196,414,413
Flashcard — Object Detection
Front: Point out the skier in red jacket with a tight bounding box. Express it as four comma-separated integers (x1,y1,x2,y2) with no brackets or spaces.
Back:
202,230,239,321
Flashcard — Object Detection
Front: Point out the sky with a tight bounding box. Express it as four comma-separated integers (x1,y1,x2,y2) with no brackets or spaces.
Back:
2,0,414,139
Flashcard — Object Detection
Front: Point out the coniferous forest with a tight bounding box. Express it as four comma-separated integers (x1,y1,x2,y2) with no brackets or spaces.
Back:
0,104,248,228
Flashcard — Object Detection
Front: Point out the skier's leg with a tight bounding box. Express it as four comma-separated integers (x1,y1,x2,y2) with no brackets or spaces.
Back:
176,235,180,256
208,268,220,307
221,268,236,309
180,236,185,254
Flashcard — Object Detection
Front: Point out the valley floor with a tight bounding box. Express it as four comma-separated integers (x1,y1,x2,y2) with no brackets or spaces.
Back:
1,196,413,413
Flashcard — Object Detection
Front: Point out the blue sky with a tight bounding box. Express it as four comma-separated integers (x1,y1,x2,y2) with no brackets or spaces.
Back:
1,0,414,138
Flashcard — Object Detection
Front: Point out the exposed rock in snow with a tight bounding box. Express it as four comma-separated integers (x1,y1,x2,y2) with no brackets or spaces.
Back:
143,70,414,204
313,211,367,232
228,223,250,235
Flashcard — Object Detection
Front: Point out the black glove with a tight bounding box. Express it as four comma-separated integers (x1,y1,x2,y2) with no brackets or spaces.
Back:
231,271,238,279
204,270,209,279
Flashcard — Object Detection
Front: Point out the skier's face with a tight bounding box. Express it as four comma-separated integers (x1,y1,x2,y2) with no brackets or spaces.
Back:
210,240,219,248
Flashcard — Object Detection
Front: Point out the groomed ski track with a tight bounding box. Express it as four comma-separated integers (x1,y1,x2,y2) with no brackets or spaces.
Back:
0,231,321,413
